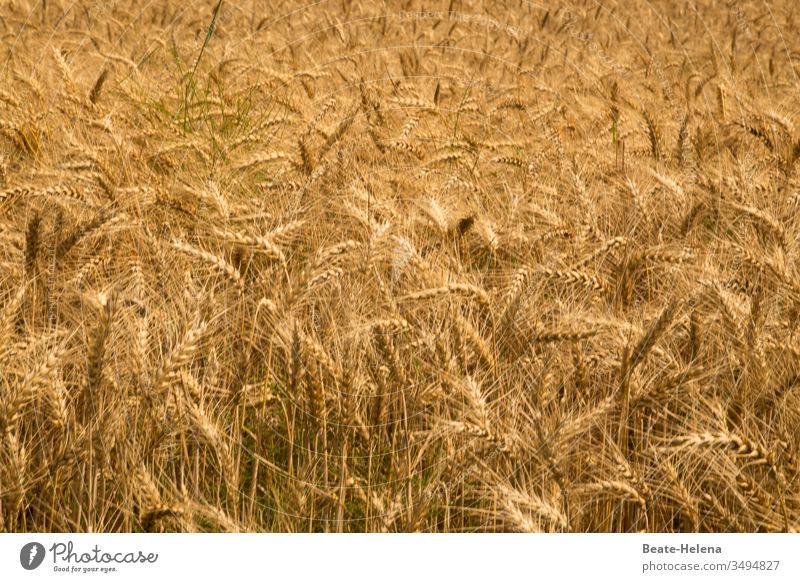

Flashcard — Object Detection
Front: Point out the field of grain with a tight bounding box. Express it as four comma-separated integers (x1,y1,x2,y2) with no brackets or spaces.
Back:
1,0,799,532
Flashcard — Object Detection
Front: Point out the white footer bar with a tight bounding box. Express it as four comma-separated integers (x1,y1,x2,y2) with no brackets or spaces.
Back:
2,534,798,581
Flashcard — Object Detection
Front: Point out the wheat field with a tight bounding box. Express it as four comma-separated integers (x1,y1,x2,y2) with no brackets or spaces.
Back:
1,0,799,533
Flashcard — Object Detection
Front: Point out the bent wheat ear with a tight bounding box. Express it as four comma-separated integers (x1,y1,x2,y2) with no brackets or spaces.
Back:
88,69,109,104
539,267,608,293
170,240,244,291
1,349,62,431
211,227,286,262
24,212,41,276
629,300,680,370
399,283,490,307
152,320,208,397
572,480,648,514
86,291,114,396
664,432,771,463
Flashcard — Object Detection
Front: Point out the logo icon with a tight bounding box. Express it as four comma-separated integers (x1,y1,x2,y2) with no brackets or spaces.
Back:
20,542,46,570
